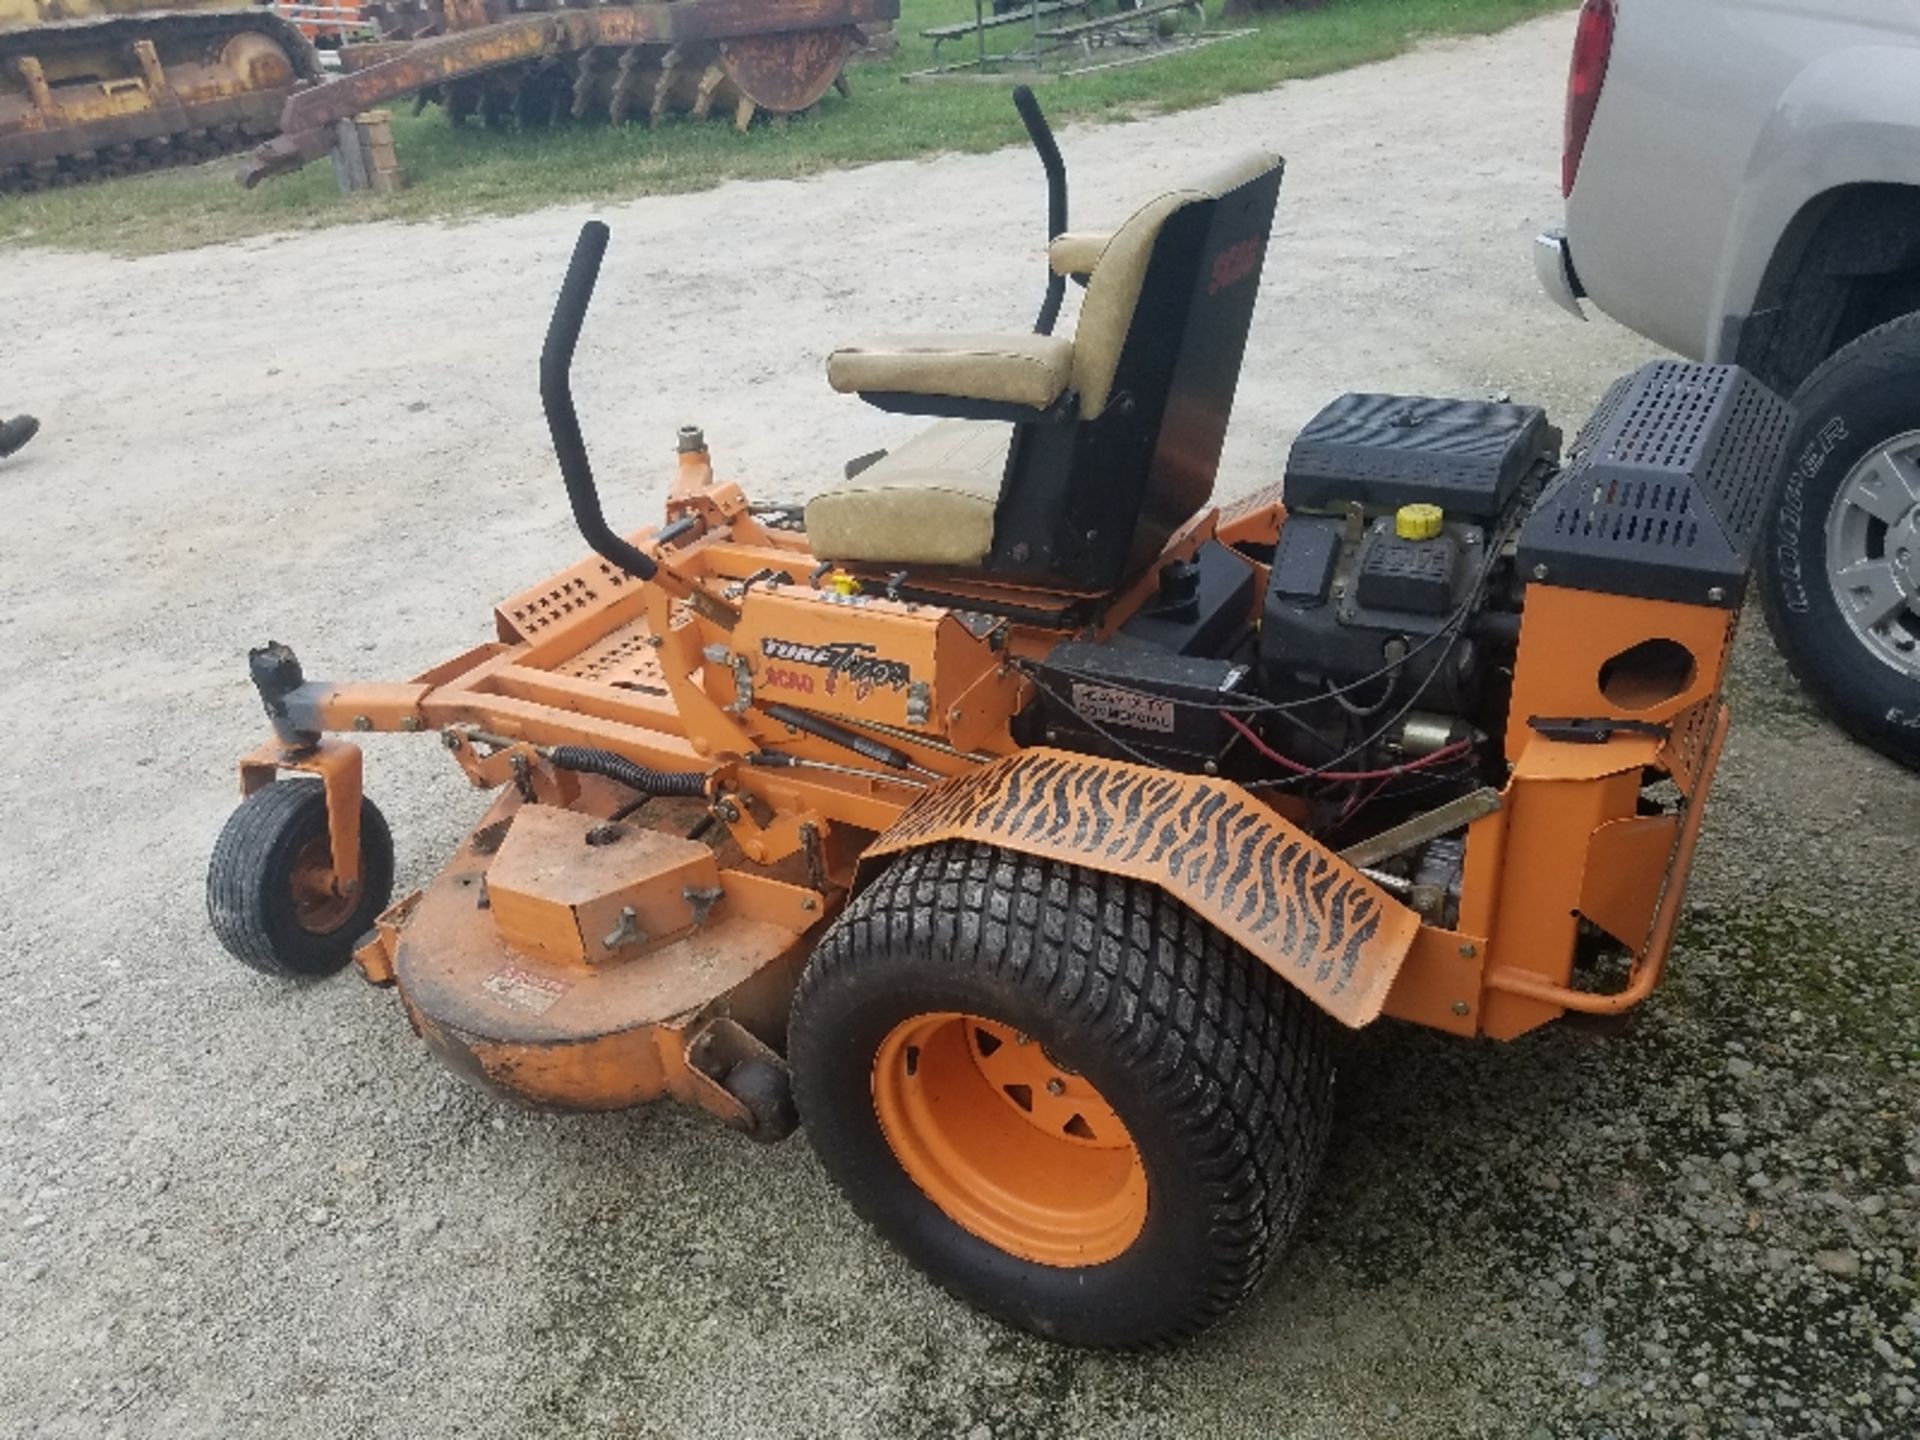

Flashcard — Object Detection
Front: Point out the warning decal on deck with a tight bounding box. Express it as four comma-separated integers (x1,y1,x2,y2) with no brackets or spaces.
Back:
481,965,570,1016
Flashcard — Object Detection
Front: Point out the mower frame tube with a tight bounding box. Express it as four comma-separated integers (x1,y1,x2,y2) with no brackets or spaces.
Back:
238,737,365,894
1483,704,1729,1017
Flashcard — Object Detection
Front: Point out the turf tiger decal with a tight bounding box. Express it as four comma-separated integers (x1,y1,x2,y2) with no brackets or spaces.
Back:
865,749,1419,1028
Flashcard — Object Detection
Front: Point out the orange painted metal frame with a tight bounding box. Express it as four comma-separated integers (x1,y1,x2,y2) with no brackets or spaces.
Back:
235,437,1748,1102
240,737,364,892
1483,705,1729,1019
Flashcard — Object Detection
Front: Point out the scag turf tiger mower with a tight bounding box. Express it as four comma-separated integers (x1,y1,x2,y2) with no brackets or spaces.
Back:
209,89,1794,1347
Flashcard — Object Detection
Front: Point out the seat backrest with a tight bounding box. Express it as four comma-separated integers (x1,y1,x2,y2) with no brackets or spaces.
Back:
984,152,1284,592
1069,152,1281,418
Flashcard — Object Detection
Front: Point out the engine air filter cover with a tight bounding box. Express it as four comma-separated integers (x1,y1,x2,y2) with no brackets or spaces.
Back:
1517,362,1793,608
1284,393,1557,520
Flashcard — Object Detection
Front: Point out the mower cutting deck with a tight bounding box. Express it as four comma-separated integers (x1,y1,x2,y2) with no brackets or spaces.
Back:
209,89,1793,1347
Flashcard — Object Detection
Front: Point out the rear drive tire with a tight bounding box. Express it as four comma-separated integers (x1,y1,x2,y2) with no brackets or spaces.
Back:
1761,313,1920,768
788,840,1334,1349
207,779,395,978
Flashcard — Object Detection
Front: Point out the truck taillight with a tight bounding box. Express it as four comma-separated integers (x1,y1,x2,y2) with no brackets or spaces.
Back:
1563,0,1615,198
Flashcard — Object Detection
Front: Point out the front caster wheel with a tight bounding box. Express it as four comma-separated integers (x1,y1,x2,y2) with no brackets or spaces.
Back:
207,778,395,978
788,841,1335,1349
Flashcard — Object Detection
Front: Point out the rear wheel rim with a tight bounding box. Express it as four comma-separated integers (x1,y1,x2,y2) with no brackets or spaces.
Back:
870,1012,1148,1267
1824,428,1920,681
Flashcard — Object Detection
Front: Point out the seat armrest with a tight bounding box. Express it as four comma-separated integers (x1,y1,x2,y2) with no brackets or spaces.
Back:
828,332,1074,410
1047,231,1111,279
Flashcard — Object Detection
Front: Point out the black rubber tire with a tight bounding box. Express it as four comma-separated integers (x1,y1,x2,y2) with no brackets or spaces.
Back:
1760,313,1920,768
722,1057,799,1143
788,840,1335,1349
206,779,395,979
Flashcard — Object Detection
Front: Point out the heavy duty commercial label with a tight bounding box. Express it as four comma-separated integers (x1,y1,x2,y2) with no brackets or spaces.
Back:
1070,682,1177,734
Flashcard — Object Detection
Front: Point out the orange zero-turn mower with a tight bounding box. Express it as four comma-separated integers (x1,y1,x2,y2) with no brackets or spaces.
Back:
207,89,1794,1347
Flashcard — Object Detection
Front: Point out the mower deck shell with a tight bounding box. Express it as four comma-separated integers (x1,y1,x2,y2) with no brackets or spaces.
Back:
380,785,820,1113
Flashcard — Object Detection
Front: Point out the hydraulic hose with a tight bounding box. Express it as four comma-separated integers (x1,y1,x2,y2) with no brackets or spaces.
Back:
547,745,709,798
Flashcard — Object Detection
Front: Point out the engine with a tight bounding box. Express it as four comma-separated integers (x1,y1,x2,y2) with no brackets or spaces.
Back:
1255,392,1559,768
1014,359,1791,937
1020,390,1562,842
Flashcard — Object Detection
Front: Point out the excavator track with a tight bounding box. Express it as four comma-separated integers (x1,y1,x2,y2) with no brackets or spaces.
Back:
5,118,257,191
0,8,321,194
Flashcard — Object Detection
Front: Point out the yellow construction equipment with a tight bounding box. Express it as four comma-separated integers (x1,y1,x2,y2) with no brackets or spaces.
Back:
1,0,320,191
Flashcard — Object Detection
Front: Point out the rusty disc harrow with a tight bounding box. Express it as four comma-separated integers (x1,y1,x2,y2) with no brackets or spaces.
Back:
426,29,859,136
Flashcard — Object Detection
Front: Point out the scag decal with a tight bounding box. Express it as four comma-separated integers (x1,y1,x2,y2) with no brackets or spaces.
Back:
1209,237,1264,296
764,665,815,694
761,637,912,698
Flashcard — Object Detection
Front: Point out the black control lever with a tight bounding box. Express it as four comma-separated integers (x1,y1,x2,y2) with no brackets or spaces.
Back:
1012,85,1068,336
540,220,658,582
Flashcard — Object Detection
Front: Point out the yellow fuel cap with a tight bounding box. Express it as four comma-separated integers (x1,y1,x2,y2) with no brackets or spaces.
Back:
828,570,862,596
1395,503,1444,541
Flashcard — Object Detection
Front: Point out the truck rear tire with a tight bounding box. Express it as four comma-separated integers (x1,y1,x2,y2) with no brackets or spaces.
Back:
787,840,1334,1349
1760,313,1920,769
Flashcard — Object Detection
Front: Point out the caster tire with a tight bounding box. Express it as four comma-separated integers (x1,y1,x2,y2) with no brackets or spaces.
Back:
788,840,1334,1349
723,1056,799,1143
1761,313,1920,768
207,778,395,979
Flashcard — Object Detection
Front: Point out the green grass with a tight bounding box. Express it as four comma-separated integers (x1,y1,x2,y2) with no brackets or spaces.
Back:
0,0,1569,254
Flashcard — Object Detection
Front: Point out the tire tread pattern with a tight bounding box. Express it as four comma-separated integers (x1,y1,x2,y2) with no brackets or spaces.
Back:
1760,311,1920,768
206,778,394,978
792,839,1333,1347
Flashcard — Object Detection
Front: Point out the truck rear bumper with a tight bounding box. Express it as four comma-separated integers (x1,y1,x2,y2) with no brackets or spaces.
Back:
1534,229,1588,319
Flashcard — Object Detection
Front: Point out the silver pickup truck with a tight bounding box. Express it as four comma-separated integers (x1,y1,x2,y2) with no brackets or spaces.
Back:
1537,0,1920,768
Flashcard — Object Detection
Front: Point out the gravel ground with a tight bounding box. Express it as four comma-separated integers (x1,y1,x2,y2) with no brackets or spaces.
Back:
2,13,1916,1437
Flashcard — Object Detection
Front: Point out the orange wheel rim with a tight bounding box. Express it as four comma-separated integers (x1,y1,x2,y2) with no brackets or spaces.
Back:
288,837,354,934
871,1012,1148,1267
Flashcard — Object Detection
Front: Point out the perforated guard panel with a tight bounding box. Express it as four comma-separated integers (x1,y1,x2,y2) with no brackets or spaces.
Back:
1518,362,1793,609
1283,393,1557,519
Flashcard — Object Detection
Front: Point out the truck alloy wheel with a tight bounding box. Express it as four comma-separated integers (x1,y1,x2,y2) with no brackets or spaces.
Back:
1762,313,1920,768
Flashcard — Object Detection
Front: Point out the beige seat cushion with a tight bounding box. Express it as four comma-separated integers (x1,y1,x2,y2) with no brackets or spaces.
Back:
806,420,1012,566
826,333,1074,410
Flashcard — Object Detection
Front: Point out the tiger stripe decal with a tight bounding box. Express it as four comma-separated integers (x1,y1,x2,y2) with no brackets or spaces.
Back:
864,749,1419,1028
